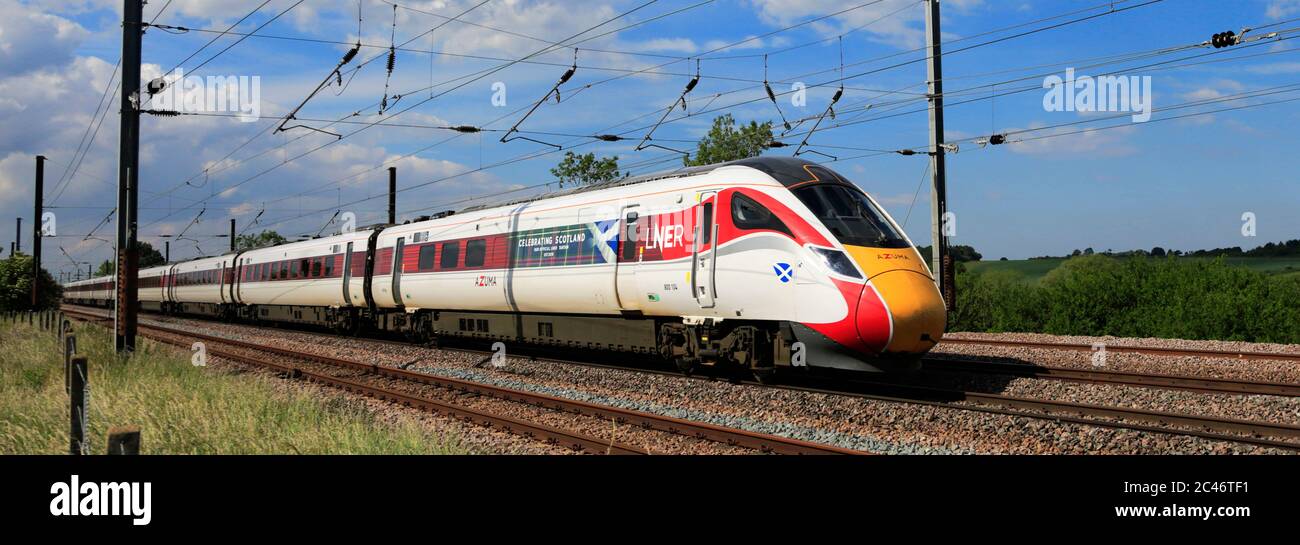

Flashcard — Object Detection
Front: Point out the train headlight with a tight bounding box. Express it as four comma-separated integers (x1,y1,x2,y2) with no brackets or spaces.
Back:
809,247,863,279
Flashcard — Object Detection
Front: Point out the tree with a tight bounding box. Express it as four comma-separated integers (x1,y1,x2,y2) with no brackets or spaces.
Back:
1151,247,1166,258
235,230,288,251
0,253,63,311
90,242,163,276
550,152,621,188
917,244,982,263
684,114,773,166
139,241,165,267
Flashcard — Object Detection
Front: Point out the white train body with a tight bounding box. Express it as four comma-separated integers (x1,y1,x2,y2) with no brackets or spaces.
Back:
62,158,947,373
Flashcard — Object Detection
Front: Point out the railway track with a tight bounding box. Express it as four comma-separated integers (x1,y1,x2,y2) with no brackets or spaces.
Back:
62,306,1300,452
940,336,1300,363
921,356,1300,397
62,307,860,455
804,375,1300,451
536,351,1300,452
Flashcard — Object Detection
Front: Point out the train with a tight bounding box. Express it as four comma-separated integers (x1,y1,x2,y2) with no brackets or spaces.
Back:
63,157,947,375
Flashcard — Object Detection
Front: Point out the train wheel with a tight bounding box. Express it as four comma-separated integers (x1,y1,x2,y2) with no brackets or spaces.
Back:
674,357,694,376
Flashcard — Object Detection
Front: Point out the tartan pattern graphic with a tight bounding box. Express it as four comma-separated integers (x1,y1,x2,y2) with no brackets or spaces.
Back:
511,222,613,268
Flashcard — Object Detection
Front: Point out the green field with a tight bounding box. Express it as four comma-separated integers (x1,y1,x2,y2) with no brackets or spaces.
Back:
966,257,1300,283
0,319,469,454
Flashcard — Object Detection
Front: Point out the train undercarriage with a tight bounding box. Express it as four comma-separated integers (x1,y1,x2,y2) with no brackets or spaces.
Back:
67,297,805,375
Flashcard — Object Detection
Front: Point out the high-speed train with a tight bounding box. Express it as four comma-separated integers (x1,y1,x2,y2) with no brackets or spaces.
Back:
64,157,947,374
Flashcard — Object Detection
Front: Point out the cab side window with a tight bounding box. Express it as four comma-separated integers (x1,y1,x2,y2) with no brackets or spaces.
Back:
731,193,792,236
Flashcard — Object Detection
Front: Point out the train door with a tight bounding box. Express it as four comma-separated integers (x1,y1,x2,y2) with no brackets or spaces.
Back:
218,260,228,304
391,237,405,306
692,192,718,309
342,242,354,306
233,258,243,303
614,205,641,311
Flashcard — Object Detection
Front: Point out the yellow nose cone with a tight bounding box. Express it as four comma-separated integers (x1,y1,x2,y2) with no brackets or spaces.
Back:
843,246,947,354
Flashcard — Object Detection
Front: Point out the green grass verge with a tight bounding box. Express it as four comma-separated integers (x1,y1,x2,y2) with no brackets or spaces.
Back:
0,319,470,454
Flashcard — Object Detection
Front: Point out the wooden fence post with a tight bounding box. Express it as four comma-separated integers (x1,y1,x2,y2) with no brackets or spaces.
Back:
106,426,141,455
69,355,87,455
64,334,77,394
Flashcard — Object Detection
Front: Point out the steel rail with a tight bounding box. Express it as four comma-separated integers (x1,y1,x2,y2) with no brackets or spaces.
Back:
940,337,1300,363
63,306,1300,451
922,356,1300,397
64,310,646,454
63,307,859,455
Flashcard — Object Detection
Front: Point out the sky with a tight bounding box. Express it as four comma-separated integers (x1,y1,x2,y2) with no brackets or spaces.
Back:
2,0,1298,278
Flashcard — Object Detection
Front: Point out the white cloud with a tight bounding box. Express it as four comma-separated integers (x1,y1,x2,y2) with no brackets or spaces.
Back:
1246,62,1300,75
1005,122,1137,157
1267,0,1300,19
746,0,983,50
0,0,89,78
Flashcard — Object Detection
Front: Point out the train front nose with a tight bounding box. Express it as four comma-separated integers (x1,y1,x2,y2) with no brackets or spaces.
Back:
844,247,947,355
860,270,946,353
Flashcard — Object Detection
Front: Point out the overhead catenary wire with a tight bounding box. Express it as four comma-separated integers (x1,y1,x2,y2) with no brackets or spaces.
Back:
139,0,681,234
500,48,580,148
134,0,1206,262
786,29,1300,143
141,0,915,218
139,0,499,210
49,0,177,205
143,0,1155,223
170,0,1180,239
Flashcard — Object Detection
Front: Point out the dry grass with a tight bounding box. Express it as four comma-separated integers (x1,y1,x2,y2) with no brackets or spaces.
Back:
0,318,469,454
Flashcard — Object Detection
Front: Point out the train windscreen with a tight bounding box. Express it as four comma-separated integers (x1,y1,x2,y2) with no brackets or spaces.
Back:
793,184,910,249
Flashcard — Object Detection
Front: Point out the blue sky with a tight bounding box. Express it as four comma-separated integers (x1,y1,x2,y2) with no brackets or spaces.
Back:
2,0,1298,276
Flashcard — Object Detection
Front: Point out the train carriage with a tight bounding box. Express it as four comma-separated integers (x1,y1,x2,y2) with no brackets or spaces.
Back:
62,157,947,375
139,266,169,312
167,255,233,316
234,229,377,328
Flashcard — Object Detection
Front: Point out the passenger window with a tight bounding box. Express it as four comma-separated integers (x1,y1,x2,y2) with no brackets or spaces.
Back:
701,203,713,244
280,262,289,280
300,259,310,278
731,193,792,237
311,258,322,278
440,242,460,269
323,256,334,277
418,244,438,271
465,239,486,268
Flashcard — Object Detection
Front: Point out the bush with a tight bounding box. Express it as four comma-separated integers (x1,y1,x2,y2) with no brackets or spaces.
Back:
0,254,62,311
950,269,1042,332
951,255,1300,343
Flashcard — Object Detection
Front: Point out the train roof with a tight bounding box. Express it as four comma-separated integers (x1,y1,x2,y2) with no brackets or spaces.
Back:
459,156,834,213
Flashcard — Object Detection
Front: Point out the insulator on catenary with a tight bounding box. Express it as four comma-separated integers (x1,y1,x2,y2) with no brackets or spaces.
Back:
341,43,360,65
1211,30,1237,49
